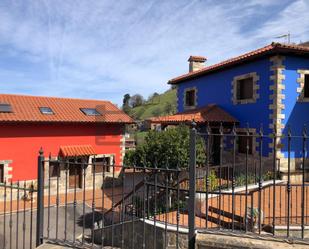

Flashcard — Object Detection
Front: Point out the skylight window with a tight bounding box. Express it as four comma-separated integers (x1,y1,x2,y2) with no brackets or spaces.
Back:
0,103,12,113
80,108,101,116
39,107,54,115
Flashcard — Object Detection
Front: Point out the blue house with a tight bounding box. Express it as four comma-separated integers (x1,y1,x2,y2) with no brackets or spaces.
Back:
150,42,309,180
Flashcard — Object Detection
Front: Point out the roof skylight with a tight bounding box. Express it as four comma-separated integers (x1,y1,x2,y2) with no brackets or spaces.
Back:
39,107,54,115
80,108,101,116
0,103,13,113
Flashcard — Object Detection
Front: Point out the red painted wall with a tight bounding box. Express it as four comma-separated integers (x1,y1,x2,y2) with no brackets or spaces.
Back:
0,123,124,181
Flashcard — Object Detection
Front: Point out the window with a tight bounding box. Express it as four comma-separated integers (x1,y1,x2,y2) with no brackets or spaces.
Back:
39,107,54,115
185,89,196,107
236,77,253,100
297,70,309,102
92,157,111,173
0,164,4,183
49,161,60,178
238,133,253,154
304,74,309,98
0,103,12,113
80,108,101,116
232,73,259,104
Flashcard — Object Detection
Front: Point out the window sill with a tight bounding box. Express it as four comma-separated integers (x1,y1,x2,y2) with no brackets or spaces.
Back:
233,98,256,105
92,172,111,175
184,105,196,110
49,176,61,179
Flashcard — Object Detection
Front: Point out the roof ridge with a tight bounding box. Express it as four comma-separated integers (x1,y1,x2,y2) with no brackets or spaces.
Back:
0,94,133,123
169,42,309,84
0,93,111,103
147,104,238,123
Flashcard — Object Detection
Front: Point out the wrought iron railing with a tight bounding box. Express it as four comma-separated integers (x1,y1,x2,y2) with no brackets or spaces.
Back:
0,123,308,249
188,123,309,248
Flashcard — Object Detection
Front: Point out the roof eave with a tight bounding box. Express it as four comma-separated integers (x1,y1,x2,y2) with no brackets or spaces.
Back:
0,120,135,125
168,44,309,85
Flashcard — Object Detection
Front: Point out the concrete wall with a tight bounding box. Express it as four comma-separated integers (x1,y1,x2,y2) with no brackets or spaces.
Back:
195,233,309,249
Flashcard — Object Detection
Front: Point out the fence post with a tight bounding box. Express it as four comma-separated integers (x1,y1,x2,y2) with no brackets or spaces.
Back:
188,121,197,249
36,148,44,247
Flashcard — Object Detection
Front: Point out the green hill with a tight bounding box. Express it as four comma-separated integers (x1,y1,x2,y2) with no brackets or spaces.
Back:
128,88,177,120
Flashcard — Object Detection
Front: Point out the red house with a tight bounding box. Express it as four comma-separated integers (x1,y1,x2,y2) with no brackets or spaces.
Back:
0,94,133,186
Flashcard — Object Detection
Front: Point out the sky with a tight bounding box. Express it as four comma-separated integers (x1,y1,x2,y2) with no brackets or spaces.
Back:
0,0,308,106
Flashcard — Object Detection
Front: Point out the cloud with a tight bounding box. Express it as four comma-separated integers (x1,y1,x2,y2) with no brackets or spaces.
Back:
0,0,308,104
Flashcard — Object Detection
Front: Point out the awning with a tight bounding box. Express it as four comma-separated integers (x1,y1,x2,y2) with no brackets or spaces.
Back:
148,104,238,125
59,145,96,157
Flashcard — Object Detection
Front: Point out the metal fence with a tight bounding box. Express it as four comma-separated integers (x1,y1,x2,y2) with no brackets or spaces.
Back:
188,123,309,248
0,123,309,249
0,181,37,249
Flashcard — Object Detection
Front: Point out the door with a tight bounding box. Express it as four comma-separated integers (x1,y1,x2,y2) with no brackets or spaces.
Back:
69,164,82,189
211,128,221,165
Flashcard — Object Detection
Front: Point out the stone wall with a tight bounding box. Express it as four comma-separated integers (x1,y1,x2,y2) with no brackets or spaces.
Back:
93,219,188,249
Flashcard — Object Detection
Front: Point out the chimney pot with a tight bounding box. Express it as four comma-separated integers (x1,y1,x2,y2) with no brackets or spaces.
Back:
188,56,207,73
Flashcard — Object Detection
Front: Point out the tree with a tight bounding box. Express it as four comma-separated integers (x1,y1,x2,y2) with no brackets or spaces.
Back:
124,125,206,168
164,102,175,115
123,94,131,107
130,94,144,108
148,92,160,103
122,94,131,114
151,107,161,117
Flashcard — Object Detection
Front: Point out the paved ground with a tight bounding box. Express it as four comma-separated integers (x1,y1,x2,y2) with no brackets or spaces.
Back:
0,204,92,249
1,176,309,247
38,242,118,249
155,184,309,231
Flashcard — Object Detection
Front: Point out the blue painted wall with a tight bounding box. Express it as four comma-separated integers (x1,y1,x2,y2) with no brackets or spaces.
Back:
281,55,309,158
177,57,273,155
176,55,309,159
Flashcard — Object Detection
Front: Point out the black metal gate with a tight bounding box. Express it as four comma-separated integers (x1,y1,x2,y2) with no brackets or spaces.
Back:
0,181,37,249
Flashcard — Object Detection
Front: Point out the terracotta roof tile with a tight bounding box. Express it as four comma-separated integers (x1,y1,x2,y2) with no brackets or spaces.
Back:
148,105,238,124
169,42,309,84
188,56,207,62
0,94,133,123
59,145,96,157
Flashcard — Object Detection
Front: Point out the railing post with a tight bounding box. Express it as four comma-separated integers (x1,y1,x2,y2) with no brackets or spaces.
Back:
188,121,197,249
36,148,44,247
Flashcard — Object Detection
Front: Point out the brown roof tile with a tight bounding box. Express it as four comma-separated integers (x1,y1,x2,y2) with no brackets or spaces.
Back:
169,42,309,84
188,55,207,62
148,105,238,124
0,94,133,124
59,145,96,157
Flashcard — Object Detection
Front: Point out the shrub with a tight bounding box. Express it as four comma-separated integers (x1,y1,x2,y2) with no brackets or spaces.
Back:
124,125,206,169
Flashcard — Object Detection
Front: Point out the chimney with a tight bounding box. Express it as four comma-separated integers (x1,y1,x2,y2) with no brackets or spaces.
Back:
188,55,207,73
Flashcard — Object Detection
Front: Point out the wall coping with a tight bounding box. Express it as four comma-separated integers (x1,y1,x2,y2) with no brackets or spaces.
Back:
196,232,309,249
